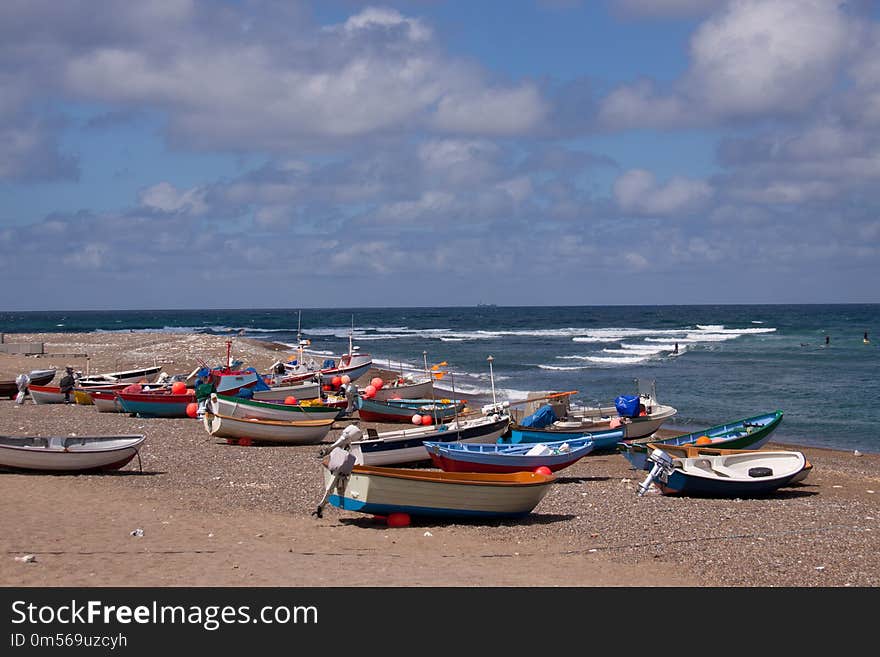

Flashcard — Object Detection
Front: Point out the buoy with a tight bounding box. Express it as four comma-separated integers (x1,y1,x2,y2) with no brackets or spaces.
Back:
421,414,432,425
341,375,351,385
387,512,411,527
331,376,342,387
239,438,253,447
534,466,552,476
364,385,376,398
185,402,198,418
695,435,712,445
411,414,422,425
171,381,187,395
371,377,384,390
284,396,298,405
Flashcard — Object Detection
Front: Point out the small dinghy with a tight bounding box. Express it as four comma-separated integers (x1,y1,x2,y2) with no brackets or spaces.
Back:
636,447,809,497
0,434,146,473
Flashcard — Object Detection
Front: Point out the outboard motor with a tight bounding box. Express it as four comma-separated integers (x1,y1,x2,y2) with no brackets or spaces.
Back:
637,448,675,497
14,373,30,405
313,425,362,517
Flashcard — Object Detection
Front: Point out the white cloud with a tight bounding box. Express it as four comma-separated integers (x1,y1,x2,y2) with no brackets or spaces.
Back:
338,6,431,42
614,169,713,215
139,182,208,215
433,84,548,135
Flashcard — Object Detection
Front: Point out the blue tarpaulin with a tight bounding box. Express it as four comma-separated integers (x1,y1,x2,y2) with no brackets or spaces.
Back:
615,395,640,418
520,404,557,428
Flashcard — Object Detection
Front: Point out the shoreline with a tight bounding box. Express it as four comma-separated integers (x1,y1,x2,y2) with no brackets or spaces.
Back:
2,331,879,587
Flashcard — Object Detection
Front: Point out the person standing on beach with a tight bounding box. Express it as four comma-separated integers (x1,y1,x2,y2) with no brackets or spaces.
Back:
59,367,76,404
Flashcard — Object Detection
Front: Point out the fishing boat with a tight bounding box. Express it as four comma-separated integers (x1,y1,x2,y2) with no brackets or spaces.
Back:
645,443,813,484
498,426,625,452
0,434,146,473
348,412,511,466
371,377,434,401
202,410,336,445
28,384,72,405
0,368,56,399
75,365,163,386
205,393,342,422
620,410,784,471
251,379,320,402
281,317,373,384
116,388,196,418
425,434,595,474
356,396,467,423
636,447,808,497
90,389,125,413
520,379,677,440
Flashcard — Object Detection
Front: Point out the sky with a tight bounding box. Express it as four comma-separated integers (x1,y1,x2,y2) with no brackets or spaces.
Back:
1,0,879,310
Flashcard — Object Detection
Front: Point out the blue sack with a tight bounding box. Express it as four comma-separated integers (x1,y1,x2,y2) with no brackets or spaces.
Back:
615,395,641,418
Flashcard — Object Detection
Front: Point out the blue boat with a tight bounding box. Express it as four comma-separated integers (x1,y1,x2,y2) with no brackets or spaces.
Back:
620,410,784,471
498,426,625,453
425,435,595,474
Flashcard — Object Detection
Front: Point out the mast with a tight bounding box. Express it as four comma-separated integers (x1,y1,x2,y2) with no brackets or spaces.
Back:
487,355,497,408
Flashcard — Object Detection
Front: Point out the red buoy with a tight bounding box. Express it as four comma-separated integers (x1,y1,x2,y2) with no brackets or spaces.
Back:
387,512,411,527
534,466,552,476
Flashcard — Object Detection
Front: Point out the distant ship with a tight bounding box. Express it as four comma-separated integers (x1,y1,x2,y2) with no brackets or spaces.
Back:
477,302,497,308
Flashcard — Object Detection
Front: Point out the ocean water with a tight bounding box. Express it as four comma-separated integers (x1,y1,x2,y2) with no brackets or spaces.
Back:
1,304,877,454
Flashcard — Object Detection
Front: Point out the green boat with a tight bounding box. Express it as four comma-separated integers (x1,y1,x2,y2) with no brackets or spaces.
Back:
620,410,784,471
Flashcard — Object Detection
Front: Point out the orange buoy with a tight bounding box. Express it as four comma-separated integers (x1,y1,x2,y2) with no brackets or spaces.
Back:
695,435,712,445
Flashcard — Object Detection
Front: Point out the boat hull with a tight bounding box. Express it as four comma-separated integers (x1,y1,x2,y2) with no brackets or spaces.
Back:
28,385,70,405
658,451,807,497
207,394,341,422
203,412,335,445
350,415,511,466
324,465,554,518
356,397,466,423
0,369,56,398
621,411,784,471
91,390,124,413
76,366,162,386
426,436,595,474
501,427,624,452
372,379,434,401
0,435,146,473
251,381,320,402
117,391,195,418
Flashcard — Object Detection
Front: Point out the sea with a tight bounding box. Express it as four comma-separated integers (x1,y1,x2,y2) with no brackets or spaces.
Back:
1,304,877,454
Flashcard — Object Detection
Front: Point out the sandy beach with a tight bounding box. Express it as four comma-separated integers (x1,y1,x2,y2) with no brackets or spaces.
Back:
1,332,879,587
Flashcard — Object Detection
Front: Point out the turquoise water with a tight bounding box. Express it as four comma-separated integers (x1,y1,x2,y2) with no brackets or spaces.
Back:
1,304,877,453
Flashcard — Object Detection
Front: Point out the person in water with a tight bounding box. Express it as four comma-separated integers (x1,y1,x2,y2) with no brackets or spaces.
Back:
825,335,830,345
865,331,870,343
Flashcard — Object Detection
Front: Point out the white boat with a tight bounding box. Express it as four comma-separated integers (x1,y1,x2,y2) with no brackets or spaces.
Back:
371,377,433,401
75,365,163,385
637,448,809,497
546,379,676,439
202,411,336,445
28,384,71,405
0,434,146,473
90,390,125,413
251,380,321,402
206,393,341,422
349,411,511,466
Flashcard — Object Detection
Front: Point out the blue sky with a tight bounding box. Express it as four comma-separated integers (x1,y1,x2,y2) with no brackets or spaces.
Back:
1,0,879,310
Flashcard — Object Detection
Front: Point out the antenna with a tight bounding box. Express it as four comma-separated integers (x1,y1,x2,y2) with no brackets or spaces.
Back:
487,355,497,407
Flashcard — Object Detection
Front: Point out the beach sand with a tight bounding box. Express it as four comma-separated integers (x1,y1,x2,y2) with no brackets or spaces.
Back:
1,332,879,587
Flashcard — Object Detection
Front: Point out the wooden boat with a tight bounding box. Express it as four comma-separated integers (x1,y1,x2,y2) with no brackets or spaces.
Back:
620,410,784,471
372,377,434,401
251,380,320,402
646,443,813,484
499,426,625,453
426,434,595,474
76,365,163,386
117,388,195,418
527,379,676,440
0,434,146,473
90,389,125,413
0,369,56,398
206,393,341,422
349,413,511,466
321,464,555,519
356,396,467,423
28,384,73,405
637,448,808,497
202,411,336,445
